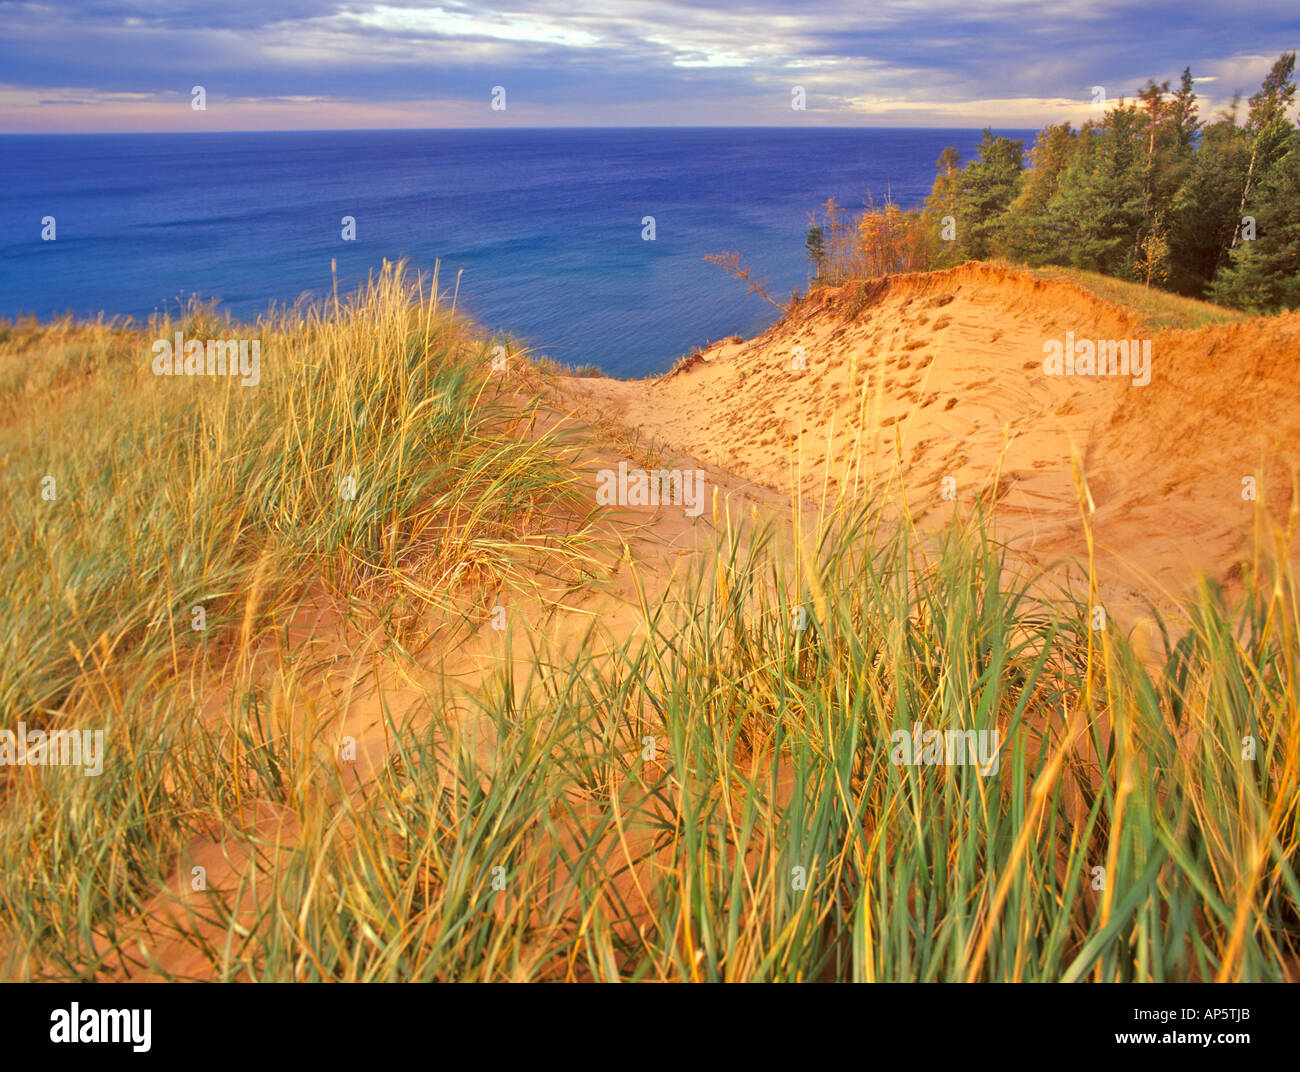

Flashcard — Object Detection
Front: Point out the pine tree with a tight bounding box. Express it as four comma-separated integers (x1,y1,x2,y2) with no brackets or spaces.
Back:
805,225,827,279
1210,140,1300,310
1208,52,1299,309
1170,67,1201,154
1167,105,1249,296
1229,52,1297,251
1001,123,1078,263
922,149,963,267
1046,106,1146,277
923,130,1023,262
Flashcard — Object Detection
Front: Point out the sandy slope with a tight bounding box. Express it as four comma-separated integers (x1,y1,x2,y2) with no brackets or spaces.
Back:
96,262,1300,979
561,262,1300,617
102,426,788,980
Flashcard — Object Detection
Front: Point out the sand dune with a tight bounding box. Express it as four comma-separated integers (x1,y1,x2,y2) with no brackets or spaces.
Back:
562,262,1300,613
150,265,1299,978
13,262,1298,982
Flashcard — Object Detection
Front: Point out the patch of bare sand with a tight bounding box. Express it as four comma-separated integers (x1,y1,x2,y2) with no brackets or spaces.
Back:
560,262,1300,633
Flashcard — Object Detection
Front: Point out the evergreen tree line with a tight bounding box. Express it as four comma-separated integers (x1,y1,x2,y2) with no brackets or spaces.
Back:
804,53,1299,312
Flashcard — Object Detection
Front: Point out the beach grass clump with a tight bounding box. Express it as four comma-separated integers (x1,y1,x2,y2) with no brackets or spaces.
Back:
0,260,602,976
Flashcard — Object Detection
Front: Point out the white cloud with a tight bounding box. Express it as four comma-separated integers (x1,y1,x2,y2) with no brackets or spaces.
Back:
344,4,602,47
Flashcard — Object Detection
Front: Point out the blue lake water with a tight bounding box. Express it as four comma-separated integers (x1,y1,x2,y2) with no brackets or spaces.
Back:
0,127,1029,377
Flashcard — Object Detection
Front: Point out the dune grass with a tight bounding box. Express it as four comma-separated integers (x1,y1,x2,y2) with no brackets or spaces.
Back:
1005,261,1251,332
0,263,1296,981
0,261,602,976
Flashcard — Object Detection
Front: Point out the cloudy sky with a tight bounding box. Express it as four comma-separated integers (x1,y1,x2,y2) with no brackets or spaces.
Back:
0,1,1296,132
